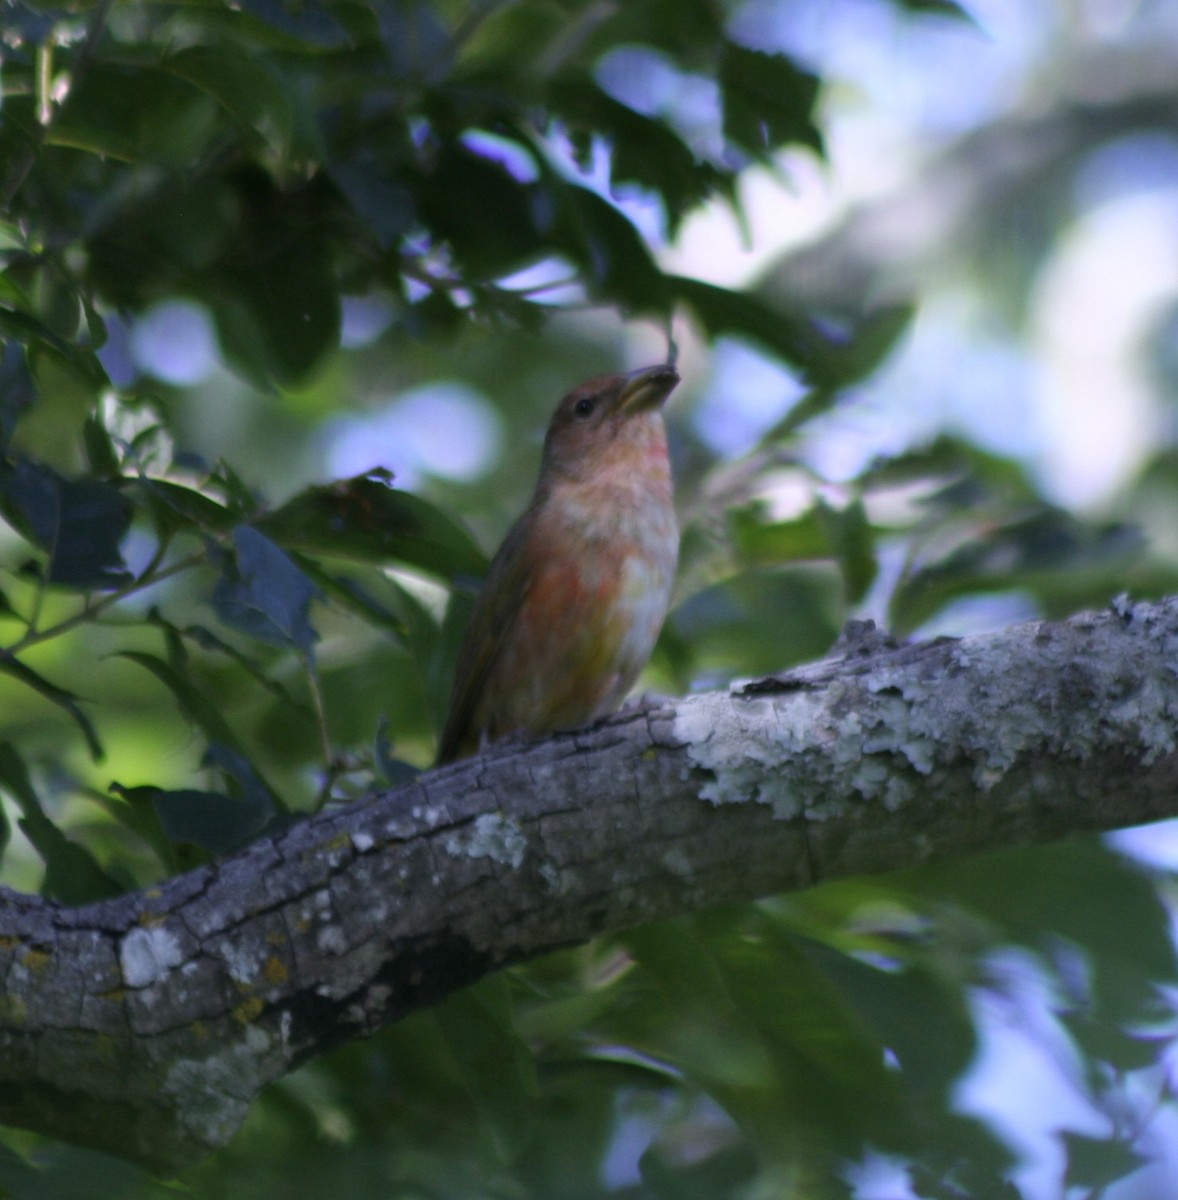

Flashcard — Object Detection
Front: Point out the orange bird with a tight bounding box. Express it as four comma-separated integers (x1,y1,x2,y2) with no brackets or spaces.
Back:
436,363,680,764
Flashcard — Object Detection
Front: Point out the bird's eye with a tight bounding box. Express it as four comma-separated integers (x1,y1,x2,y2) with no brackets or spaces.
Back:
573,397,595,419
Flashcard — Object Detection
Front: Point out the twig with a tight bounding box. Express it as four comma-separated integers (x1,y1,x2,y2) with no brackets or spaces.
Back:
303,653,335,805
5,549,206,655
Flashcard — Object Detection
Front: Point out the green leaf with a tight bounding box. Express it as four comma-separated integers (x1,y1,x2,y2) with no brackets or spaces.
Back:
0,306,108,389
235,0,350,47
204,740,281,822
114,783,271,856
796,939,977,1110
719,45,823,159
116,648,285,814
669,565,842,677
1062,1132,1146,1192
0,270,32,312
0,652,103,760
50,63,221,168
115,650,249,758
176,618,310,714
0,742,121,902
623,914,911,1166
161,44,294,158
376,0,453,82
548,78,722,234
0,340,37,444
818,499,877,604
730,504,832,565
103,782,176,871
431,978,538,1161
417,140,543,278
204,170,341,389
889,509,1144,633
554,183,669,311
671,277,830,380
255,470,487,580
297,561,408,643
136,477,238,537
82,416,121,479
0,459,132,590
373,715,419,786
894,0,976,19
902,840,1178,1024
328,155,416,248
212,526,321,653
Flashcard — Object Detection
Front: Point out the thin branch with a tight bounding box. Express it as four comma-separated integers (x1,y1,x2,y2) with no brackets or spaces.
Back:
4,596,1178,1169
4,550,206,655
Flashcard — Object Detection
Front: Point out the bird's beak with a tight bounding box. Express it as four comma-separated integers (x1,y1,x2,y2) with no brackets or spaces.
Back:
614,363,680,417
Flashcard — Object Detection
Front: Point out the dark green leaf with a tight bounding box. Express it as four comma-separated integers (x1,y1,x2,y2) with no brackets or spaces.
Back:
431,978,537,1160
204,170,341,389
83,416,121,479
672,277,830,379
727,498,877,605
146,608,311,714
1062,1131,1146,1191
894,0,975,19
0,652,103,759
376,0,453,82
0,764,8,861
623,913,910,1165
374,715,420,786
816,302,915,387
730,504,831,565
51,63,221,168
329,157,416,248
548,78,722,235
255,470,486,580
0,1138,38,1192
890,510,1144,633
0,339,36,444
122,784,271,856
797,939,977,1109
297,560,408,643
719,45,823,158
0,459,132,589
417,141,543,278
0,742,121,902
818,499,877,604
104,782,176,870
116,650,249,756
669,565,842,676
235,0,351,47
1061,1017,1168,1073
0,306,109,388
136,477,238,537
206,458,261,514
212,526,320,653
554,183,669,311
161,44,294,157
902,840,1178,1024
639,1144,760,1200
204,740,281,822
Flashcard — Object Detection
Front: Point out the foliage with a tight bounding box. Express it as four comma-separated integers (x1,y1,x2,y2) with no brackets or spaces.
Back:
2,0,1178,1197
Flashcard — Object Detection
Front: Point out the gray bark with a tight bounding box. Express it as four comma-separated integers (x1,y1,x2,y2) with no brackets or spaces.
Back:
3,595,1178,1171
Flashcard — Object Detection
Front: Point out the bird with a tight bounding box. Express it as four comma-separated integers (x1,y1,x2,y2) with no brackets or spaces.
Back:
436,362,680,764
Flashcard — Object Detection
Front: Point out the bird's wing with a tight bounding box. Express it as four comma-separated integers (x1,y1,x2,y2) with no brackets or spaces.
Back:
435,512,536,764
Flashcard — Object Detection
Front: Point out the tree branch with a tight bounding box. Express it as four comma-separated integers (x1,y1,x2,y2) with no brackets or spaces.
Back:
4,596,1178,1171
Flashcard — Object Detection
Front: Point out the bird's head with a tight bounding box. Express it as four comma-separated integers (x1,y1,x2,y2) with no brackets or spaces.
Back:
539,363,680,482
